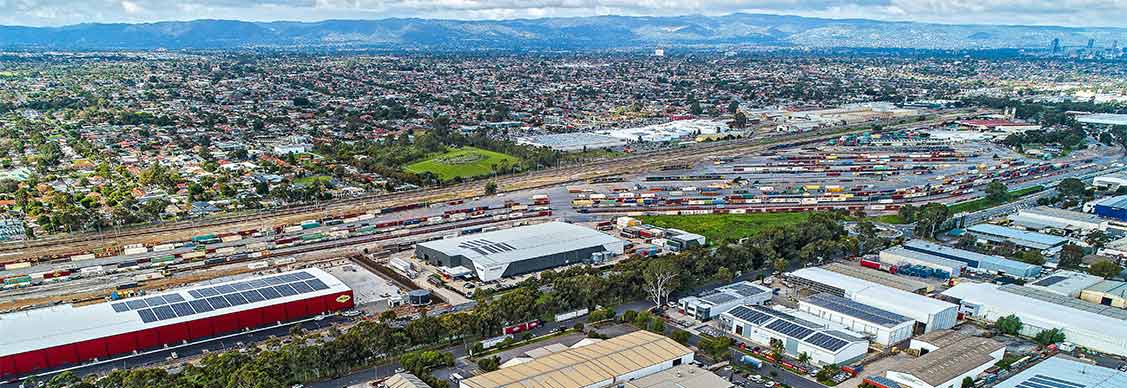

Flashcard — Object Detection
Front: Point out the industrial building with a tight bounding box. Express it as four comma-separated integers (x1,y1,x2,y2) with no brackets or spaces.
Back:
664,229,706,251
416,222,624,282
788,267,958,333
1027,271,1104,297
822,262,931,293
886,331,1005,388
966,224,1069,254
1080,280,1127,308
994,355,1127,388
677,281,772,321
1088,195,1127,222
382,372,431,388
942,282,1127,356
623,364,733,388
1009,206,1107,233
797,293,915,347
0,269,354,378
902,240,1043,278
879,246,966,278
459,330,693,388
517,133,627,152
720,305,869,366
1093,173,1127,190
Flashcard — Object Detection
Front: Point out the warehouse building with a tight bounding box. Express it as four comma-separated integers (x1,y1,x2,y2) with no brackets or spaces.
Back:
1080,280,1127,308
517,133,627,152
1088,195,1127,222
879,246,966,278
886,331,1004,388
788,267,958,333
798,293,915,347
459,330,693,388
677,281,773,321
966,224,1069,254
942,283,1127,356
1027,271,1104,297
1009,206,1107,233
1093,172,1127,190
0,269,354,378
994,355,1127,388
623,364,733,388
902,240,1042,278
822,262,930,293
416,222,624,282
720,305,869,366
382,372,431,388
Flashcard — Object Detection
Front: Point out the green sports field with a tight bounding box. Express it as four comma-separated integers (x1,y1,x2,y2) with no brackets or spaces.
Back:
405,147,520,181
637,212,811,244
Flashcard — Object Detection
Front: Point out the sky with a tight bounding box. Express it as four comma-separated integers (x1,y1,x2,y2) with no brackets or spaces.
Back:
1,0,1126,28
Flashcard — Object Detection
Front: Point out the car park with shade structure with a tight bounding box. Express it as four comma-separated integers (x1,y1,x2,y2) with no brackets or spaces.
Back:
0,268,353,379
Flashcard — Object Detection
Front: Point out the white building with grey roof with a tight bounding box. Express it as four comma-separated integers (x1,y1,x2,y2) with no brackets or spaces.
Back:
798,293,915,347
677,280,773,321
720,304,869,366
415,222,624,282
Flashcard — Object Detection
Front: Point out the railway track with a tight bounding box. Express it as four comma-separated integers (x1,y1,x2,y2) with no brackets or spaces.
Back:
0,111,969,262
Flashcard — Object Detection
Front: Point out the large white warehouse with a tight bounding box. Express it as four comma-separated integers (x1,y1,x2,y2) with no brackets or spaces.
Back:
720,305,868,366
789,267,958,333
942,282,1127,357
798,293,915,347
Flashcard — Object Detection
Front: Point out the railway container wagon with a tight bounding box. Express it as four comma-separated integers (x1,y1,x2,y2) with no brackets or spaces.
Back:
191,234,218,243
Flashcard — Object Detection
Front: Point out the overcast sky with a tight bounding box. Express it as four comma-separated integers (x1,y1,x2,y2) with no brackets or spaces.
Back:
2,0,1126,28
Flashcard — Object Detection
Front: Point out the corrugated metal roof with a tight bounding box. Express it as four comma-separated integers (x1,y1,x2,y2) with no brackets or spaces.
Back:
789,267,957,324
889,333,1003,387
417,222,620,267
822,262,929,293
0,268,350,357
803,293,912,328
383,372,431,388
902,240,1040,275
967,224,1068,247
994,356,1127,388
882,246,967,271
460,331,691,388
623,364,733,388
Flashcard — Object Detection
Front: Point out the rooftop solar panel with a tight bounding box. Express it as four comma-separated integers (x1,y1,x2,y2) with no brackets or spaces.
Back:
1033,276,1067,287
143,296,168,306
126,299,148,310
213,284,237,294
112,302,130,313
188,299,213,313
293,271,315,280
198,287,220,297
206,296,231,309
727,306,775,325
231,282,254,291
264,276,286,286
277,273,300,282
170,302,195,317
247,279,269,288
291,282,314,293
765,319,814,340
188,290,204,298
258,286,282,299
241,290,265,303
805,332,849,351
224,293,249,306
805,293,911,327
152,305,176,320
275,284,298,297
163,293,186,303
306,279,328,291
137,309,158,323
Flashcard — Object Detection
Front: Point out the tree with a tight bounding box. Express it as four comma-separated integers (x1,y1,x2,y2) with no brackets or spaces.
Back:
962,376,975,388
728,100,739,115
995,314,1023,335
1015,250,1046,266
913,203,951,238
484,181,497,195
733,111,748,129
1089,259,1123,279
1033,328,1066,347
700,336,733,361
477,356,500,372
796,352,811,364
643,259,678,308
670,329,690,344
1057,178,1087,198
1086,231,1112,248
816,364,839,382
985,180,1010,203
772,257,789,274
1058,244,1085,269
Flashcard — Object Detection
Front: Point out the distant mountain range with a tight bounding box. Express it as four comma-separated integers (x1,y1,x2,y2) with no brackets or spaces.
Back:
2,13,1127,51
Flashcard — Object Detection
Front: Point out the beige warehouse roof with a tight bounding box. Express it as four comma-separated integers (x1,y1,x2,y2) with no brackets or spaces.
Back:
383,372,431,388
461,331,692,388
891,332,1004,387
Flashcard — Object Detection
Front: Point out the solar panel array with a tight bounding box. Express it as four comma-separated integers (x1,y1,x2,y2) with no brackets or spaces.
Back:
1016,374,1087,388
727,283,770,297
702,292,738,305
111,271,331,324
765,319,814,340
1032,276,1068,287
726,306,775,325
805,293,912,327
457,239,517,256
804,332,849,351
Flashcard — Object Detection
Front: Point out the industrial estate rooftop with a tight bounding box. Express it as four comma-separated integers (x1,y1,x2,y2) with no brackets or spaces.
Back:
416,221,621,267
459,330,692,388
821,262,930,293
0,268,349,357
724,305,865,353
804,293,913,328
994,355,1127,388
890,332,1004,387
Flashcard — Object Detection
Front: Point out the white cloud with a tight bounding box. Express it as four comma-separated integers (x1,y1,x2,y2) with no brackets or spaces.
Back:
0,0,1126,28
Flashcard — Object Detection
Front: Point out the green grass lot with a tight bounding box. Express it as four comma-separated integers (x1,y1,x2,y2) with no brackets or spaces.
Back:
294,175,331,185
404,147,520,181
948,185,1044,215
637,212,811,245
870,214,907,224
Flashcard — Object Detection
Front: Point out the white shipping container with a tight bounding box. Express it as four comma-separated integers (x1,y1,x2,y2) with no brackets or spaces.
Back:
153,244,175,252
272,257,296,265
133,272,165,282
70,254,97,262
554,308,590,322
123,247,149,256
283,226,303,233
221,235,244,243
216,247,236,255
248,261,269,270
357,213,376,221
80,265,104,274
4,262,31,270
247,242,268,251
